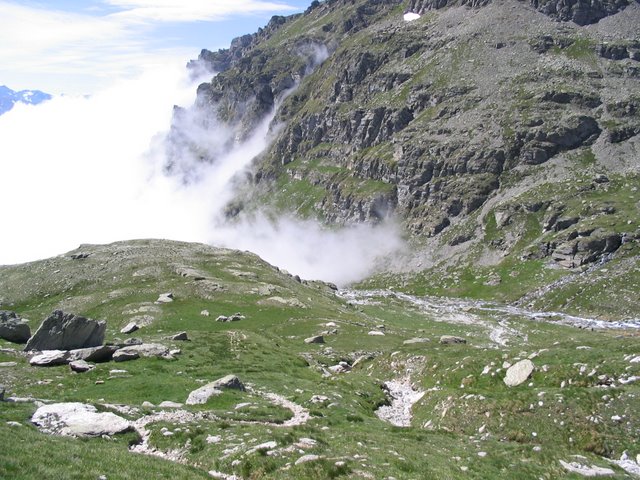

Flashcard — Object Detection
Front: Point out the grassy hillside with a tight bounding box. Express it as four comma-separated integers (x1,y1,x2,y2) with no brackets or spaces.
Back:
0,240,638,479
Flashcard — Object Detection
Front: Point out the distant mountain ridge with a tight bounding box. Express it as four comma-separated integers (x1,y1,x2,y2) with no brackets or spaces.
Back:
0,85,51,115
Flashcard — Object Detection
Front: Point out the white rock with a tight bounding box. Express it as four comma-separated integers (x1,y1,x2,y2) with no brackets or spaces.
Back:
247,441,277,454
120,322,139,334
31,403,131,437
559,460,614,477
504,359,535,387
158,401,183,408
295,454,322,465
30,350,69,366
368,331,385,336
200,310,210,317
156,293,174,303
404,12,421,21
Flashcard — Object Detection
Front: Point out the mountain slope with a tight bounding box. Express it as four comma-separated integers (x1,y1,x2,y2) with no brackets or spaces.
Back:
181,0,640,318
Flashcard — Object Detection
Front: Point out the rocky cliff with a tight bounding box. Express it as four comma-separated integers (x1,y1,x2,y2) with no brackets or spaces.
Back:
176,0,639,315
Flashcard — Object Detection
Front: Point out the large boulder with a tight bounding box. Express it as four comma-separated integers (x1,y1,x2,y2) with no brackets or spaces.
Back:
504,359,535,387
186,375,245,405
0,311,31,344
25,311,105,352
31,403,132,437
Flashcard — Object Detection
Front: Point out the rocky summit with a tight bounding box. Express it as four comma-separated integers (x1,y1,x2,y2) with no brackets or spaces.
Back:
0,0,639,479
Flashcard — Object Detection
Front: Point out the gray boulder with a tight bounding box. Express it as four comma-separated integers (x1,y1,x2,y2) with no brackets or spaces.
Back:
112,350,140,363
504,359,535,387
69,360,95,373
171,332,189,341
120,322,139,334
186,374,245,405
0,311,31,344
31,403,132,437
25,311,105,352
67,345,119,363
439,335,467,345
112,343,169,362
30,350,70,367
304,335,325,344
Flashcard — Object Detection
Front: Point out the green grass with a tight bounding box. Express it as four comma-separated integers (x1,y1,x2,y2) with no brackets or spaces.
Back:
1,240,639,478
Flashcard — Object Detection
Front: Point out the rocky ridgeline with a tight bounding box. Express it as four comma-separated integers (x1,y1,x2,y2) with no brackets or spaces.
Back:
176,0,640,246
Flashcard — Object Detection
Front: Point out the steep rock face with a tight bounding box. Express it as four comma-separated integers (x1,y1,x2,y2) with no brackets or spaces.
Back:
407,0,637,25
180,0,639,243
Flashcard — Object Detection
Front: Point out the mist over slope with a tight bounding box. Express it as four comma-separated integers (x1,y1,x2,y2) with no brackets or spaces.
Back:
0,61,402,286
175,0,640,317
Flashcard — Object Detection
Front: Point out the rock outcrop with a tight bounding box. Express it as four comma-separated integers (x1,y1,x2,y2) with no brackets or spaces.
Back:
25,311,105,352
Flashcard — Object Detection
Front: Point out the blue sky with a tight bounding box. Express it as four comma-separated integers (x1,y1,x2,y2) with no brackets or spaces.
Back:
0,0,312,95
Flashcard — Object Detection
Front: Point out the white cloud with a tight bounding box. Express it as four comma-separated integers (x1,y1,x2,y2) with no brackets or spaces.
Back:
0,0,297,94
106,0,297,22
0,62,405,285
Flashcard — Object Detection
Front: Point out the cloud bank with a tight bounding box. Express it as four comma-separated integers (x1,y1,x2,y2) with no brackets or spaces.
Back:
0,0,298,94
0,64,404,286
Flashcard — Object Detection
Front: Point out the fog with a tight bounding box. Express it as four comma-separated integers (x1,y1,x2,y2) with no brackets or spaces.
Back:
0,63,404,286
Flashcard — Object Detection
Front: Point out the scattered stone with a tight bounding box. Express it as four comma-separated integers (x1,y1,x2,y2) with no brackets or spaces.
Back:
6,421,22,427
310,395,329,404
123,338,143,346
141,401,155,409
216,315,229,322
0,362,17,367
171,332,189,341
155,293,174,304
120,322,139,334
158,401,183,408
69,360,95,373
403,337,430,345
304,335,325,344
169,349,181,356
295,454,322,465
200,310,210,317
25,311,105,352
30,350,70,367
206,434,222,444
439,335,467,345
186,375,245,405
559,460,615,477
368,331,385,336
611,451,640,477
504,359,535,387
0,310,31,344
31,403,132,437
229,313,245,322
